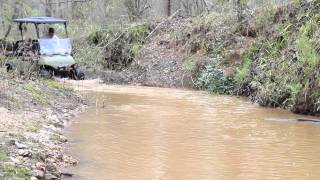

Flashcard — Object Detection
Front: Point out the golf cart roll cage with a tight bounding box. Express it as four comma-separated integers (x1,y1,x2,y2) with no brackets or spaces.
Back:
13,17,69,40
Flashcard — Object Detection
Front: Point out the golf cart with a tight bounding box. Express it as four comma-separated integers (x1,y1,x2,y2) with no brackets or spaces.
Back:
6,17,84,80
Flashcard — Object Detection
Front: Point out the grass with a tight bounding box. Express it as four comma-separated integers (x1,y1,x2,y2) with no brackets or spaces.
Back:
45,80,74,92
297,19,320,66
0,147,8,161
24,84,49,104
24,122,40,133
0,164,32,180
194,56,235,95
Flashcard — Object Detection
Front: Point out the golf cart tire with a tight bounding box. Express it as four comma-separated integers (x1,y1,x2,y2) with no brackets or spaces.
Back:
72,68,85,80
5,62,13,72
39,68,53,79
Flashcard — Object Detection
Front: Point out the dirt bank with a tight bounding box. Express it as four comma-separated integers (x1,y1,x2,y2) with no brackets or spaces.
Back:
0,68,86,180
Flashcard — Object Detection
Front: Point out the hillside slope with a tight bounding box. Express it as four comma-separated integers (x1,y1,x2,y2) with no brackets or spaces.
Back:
78,0,319,115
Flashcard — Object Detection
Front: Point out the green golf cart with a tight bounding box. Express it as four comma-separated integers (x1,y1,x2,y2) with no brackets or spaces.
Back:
6,17,84,80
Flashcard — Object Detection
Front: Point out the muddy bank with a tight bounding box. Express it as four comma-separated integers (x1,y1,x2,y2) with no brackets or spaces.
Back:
0,68,86,180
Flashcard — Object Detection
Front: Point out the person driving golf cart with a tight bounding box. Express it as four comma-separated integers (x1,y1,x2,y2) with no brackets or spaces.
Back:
7,17,85,80
43,27,59,39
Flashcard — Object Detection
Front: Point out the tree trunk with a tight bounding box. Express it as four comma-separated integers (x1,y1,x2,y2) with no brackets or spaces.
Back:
167,0,171,16
45,0,53,17
3,0,20,40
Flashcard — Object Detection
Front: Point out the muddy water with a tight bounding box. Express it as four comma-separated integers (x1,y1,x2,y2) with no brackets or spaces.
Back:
66,85,320,180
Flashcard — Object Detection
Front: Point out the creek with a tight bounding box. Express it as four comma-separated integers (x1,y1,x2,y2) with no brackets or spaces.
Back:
65,84,320,180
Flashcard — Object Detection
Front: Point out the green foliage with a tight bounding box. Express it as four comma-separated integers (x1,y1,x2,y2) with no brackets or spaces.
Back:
195,56,235,94
297,19,320,66
129,43,142,55
24,84,49,104
0,164,32,179
231,4,320,114
183,56,197,73
128,23,149,44
45,80,64,90
0,147,8,161
0,54,5,65
253,3,277,31
235,57,252,81
24,122,40,132
234,43,261,88
205,43,224,58
127,23,150,55
81,23,150,70
74,42,104,66
286,82,303,101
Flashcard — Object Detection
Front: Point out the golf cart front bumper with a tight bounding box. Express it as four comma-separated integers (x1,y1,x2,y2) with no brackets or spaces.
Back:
39,55,75,70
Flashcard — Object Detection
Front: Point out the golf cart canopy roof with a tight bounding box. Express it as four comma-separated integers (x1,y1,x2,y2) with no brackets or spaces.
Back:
13,17,67,24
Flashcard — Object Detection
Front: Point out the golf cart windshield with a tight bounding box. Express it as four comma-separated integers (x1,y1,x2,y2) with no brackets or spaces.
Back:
39,38,72,55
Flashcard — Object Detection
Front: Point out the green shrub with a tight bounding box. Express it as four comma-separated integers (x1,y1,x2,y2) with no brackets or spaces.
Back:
297,19,320,66
195,56,235,94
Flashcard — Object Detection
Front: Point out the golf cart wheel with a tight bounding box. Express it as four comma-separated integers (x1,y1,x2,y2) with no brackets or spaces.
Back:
5,62,13,72
72,67,85,80
39,68,53,79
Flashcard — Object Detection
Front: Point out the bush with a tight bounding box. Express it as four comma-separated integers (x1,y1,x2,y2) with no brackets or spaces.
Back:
195,55,235,94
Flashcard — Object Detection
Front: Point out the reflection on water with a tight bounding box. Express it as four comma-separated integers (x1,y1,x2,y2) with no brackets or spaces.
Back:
66,86,320,180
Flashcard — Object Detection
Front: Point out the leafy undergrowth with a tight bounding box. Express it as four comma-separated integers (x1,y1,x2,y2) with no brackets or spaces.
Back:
74,23,151,71
233,0,320,115
159,0,319,115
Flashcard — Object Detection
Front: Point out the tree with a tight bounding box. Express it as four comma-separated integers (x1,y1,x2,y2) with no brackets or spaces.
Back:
124,0,151,20
3,0,21,39
167,0,171,16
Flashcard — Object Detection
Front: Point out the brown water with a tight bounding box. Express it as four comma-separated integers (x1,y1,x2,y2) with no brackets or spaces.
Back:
66,85,320,180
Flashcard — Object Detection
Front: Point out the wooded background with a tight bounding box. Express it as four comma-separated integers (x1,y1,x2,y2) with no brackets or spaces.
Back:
0,0,294,39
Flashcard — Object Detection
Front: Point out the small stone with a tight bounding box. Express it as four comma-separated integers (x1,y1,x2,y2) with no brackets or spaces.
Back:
33,170,45,178
18,149,31,157
8,139,15,146
30,177,38,180
35,162,46,171
10,157,20,164
61,172,74,178
15,142,28,149
53,123,64,129
46,163,57,172
45,173,59,180
59,135,68,143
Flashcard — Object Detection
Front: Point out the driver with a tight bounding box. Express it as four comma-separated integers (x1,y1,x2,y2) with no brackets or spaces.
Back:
44,27,59,39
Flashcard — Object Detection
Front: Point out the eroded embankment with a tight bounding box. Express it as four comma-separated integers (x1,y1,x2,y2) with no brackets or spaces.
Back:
0,69,86,180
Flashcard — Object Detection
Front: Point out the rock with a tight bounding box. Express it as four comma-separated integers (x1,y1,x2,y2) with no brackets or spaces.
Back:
30,177,38,180
47,158,56,164
62,155,78,165
61,172,74,178
35,162,46,171
15,142,28,149
46,163,57,172
18,149,31,157
45,173,59,180
59,135,68,143
33,170,45,178
10,157,20,164
8,139,15,145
